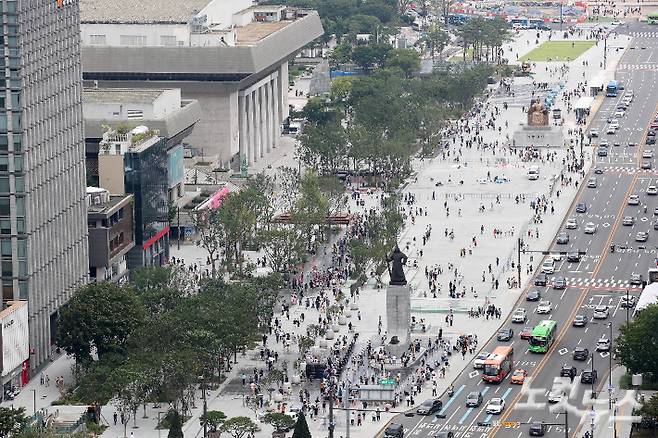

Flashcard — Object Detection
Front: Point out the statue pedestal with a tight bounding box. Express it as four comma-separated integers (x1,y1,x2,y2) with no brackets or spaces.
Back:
386,284,411,345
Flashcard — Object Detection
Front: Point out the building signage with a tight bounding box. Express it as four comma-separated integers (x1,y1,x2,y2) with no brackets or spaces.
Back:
56,0,76,8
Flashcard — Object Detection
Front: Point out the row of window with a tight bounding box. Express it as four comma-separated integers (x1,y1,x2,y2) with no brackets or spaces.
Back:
89,34,180,47
0,196,24,216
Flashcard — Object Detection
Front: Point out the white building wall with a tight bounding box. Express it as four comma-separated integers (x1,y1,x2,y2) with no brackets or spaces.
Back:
201,0,254,27
83,89,181,121
1,303,29,378
81,23,190,47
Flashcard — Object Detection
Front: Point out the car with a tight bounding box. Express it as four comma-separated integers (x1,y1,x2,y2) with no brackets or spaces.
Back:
593,305,609,319
534,273,548,286
497,328,514,341
512,308,528,323
553,277,567,290
628,195,640,205
654,220,658,230
520,326,533,340
581,370,598,384
466,391,483,407
587,178,597,188
613,142,621,147
617,103,628,110
615,110,625,118
540,259,555,274
623,216,635,226
589,129,599,138
566,218,578,229
567,252,581,262
416,399,443,415
630,274,643,285
606,126,617,135
384,423,404,438
511,369,527,384
648,186,658,196
643,150,654,159
556,232,569,244
547,387,565,403
576,203,587,213
600,139,609,147
433,432,454,438
572,315,588,327
596,338,611,352
648,136,657,145
529,421,547,436
594,167,603,174
597,147,608,157
636,231,648,242
537,300,552,314
485,398,505,414
642,161,653,170
473,352,490,369
620,295,636,308
526,290,541,301
649,130,657,137
584,222,597,234
628,142,637,147
573,347,589,361
560,364,577,379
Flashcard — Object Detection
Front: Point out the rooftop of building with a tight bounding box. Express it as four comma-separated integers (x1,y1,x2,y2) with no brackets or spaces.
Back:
0,300,26,319
80,0,213,24
87,190,133,217
83,88,170,104
235,20,291,45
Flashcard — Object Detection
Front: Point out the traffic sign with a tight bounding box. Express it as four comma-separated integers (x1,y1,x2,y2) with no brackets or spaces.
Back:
503,421,520,428
379,378,396,385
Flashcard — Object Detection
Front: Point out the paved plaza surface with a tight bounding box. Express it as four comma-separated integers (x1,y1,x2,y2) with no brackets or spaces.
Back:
4,19,656,438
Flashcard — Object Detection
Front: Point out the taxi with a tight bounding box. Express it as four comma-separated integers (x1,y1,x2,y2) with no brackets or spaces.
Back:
510,369,527,385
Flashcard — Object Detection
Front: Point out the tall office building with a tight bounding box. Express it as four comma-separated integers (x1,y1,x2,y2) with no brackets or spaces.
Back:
1,0,89,369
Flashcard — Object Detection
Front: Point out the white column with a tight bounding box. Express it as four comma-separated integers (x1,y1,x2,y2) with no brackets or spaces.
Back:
253,89,261,162
265,81,273,154
247,91,255,165
272,76,280,145
269,79,278,149
279,62,289,120
238,94,247,167
259,85,267,158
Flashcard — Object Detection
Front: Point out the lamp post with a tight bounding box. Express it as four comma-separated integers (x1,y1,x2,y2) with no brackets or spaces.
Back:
31,389,36,415
157,412,164,438
200,376,208,438
591,352,596,400
608,322,613,410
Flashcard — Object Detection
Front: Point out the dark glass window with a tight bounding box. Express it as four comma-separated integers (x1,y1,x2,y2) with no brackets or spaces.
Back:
0,198,8,216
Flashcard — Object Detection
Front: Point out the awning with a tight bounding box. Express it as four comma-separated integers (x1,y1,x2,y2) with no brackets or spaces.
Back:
574,96,595,111
589,74,605,90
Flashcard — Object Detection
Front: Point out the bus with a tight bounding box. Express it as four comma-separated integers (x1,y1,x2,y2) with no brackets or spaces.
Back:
606,80,618,97
482,346,514,383
648,267,658,284
529,320,557,353
648,12,658,24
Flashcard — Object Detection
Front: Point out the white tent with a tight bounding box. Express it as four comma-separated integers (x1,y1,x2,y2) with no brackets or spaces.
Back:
635,283,658,314
574,96,595,111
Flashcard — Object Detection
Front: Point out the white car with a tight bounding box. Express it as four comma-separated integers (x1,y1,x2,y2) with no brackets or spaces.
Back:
648,186,658,196
628,195,640,205
537,300,552,314
589,129,599,138
548,388,565,403
643,150,654,159
606,126,617,135
473,352,491,369
566,218,578,229
541,259,555,274
593,305,609,319
512,308,527,323
584,222,596,234
615,110,625,118
486,398,505,414
596,338,611,352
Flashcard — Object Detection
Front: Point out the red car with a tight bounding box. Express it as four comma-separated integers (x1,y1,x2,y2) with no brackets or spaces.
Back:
520,326,533,340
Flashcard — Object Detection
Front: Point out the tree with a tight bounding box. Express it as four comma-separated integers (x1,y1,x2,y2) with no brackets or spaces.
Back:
201,411,227,432
297,121,349,174
167,410,184,438
262,413,296,432
385,49,421,78
416,25,449,60
0,407,29,437
292,172,330,251
219,417,260,438
616,304,658,377
292,413,312,438
56,282,145,366
258,228,305,274
190,206,224,278
242,172,275,232
130,266,191,314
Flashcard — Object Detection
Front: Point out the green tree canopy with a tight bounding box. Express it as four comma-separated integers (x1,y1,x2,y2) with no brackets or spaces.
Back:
262,412,296,432
616,304,658,376
219,417,260,438
0,407,29,438
292,413,312,438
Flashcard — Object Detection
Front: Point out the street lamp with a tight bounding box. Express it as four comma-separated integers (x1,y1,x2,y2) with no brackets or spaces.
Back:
590,352,596,400
608,322,613,410
157,412,164,438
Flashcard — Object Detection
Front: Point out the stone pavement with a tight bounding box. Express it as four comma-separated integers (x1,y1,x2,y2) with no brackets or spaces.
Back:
2,27,630,438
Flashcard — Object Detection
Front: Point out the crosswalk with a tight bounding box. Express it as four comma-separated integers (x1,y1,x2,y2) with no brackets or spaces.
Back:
629,32,658,38
617,63,658,71
557,276,640,289
593,165,657,174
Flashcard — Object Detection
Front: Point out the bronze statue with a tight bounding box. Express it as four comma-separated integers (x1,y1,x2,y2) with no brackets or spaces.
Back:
387,245,408,286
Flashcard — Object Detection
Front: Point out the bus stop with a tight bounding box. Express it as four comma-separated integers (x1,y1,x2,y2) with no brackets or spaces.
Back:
574,96,595,123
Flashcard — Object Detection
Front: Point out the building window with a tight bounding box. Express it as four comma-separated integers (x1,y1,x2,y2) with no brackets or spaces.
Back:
0,219,9,235
0,177,8,192
0,157,7,172
0,198,8,216
89,34,107,45
119,35,147,46
126,109,143,120
160,35,176,46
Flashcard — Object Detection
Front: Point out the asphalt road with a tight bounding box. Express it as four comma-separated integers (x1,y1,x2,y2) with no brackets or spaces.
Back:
390,23,658,438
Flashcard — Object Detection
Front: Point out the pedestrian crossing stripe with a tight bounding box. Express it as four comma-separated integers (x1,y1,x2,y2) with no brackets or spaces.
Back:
555,277,641,289
617,64,658,71
630,32,658,38
595,166,657,174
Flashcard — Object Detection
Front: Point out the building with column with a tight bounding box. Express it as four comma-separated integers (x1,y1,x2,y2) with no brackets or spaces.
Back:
79,0,323,168
0,0,89,370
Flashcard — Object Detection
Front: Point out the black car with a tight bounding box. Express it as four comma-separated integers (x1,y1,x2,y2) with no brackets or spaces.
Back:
434,432,454,438
534,274,548,286
642,161,653,170
553,277,567,290
529,421,546,436
560,364,577,379
630,274,643,286
572,315,588,327
416,399,442,415
576,202,587,213
594,167,603,174
526,289,541,301
648,136,657,145
384,423,404,438
573,347,589,361
581,370,598,384
497,328,514,341
567,252,581,262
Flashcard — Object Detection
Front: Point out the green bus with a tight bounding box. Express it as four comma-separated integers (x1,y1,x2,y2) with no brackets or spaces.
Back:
528,320,557,353
648,12,658,24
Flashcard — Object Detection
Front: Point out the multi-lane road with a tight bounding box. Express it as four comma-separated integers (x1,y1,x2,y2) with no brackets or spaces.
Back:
390,23,658,438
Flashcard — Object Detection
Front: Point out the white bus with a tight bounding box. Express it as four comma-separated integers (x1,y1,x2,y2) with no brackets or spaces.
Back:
528,166,540,180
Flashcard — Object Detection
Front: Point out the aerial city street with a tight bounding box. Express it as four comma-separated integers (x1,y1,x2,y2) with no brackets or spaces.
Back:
3,1,658,438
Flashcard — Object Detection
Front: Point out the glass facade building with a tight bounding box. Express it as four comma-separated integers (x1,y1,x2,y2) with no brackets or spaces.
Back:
1,0,88,369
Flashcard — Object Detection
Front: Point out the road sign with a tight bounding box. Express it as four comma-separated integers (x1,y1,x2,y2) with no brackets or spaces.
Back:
378,378,396,385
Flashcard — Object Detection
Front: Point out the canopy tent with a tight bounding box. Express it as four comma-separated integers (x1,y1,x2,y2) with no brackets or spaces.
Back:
574,96,595,111
636,283,658,314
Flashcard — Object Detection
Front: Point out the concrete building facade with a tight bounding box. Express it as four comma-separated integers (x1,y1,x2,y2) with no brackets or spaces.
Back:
1,0,89,370
79,0,323,167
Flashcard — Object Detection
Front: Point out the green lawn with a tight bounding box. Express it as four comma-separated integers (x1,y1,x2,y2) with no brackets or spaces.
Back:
520,40,596,62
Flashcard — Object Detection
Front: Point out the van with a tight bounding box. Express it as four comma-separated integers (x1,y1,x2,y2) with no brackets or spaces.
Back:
384,423,404,438
541,259,555,274
527,166,540,180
